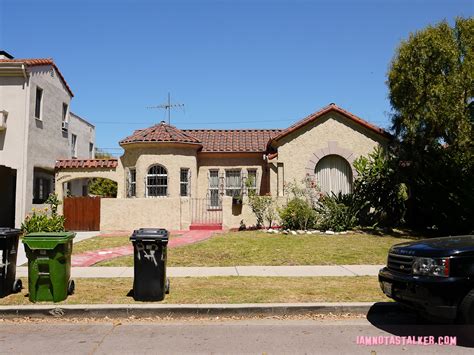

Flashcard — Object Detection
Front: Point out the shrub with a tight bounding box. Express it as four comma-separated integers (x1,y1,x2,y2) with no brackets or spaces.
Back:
353,147,408,227
316,193,358,232
279,198,318,230
247,195,273,228
21,193,66,233
21,208,66,234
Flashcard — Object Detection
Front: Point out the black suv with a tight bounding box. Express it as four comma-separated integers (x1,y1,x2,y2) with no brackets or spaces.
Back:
379,235,474,323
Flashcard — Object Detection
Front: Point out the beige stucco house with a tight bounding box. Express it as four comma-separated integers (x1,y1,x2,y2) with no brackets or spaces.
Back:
0,51,95,228
55,103,390,231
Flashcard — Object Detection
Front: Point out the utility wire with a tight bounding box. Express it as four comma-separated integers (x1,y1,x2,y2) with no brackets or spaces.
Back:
92,118,389,126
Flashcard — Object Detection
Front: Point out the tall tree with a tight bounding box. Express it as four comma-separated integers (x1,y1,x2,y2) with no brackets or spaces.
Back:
388,17,473,149
387,17,474,234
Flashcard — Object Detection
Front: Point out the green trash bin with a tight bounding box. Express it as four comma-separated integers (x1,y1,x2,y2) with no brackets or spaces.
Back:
22,232,75,303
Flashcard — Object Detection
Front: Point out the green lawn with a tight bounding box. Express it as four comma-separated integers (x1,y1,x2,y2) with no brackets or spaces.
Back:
0,276,387,305
96,231,416,267
72,233,180,255
73,236,130,254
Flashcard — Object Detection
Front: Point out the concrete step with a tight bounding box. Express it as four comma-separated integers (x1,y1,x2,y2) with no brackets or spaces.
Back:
189,223,223,231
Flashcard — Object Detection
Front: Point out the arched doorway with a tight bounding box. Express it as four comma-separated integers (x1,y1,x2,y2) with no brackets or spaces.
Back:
314,155,353,195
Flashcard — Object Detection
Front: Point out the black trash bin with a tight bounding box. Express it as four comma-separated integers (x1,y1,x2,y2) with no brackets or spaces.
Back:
0,228,22,298
130,228,169,301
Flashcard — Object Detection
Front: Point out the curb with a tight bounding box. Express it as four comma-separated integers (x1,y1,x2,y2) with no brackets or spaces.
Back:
0,302,399,318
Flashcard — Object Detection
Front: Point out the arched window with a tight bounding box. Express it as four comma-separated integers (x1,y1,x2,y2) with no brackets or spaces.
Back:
146,165,168,197
314,155,353,195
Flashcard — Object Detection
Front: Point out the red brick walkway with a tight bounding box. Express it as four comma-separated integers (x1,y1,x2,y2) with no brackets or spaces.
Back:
71,230,219,267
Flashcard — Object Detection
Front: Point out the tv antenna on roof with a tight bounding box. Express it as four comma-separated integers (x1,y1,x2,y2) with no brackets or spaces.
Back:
146,92,184,125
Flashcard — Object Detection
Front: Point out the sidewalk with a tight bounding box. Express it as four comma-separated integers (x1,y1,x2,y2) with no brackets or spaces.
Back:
15,265,384,278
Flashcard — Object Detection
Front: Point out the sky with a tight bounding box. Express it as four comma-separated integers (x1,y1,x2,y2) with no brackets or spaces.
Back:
0,0,472,154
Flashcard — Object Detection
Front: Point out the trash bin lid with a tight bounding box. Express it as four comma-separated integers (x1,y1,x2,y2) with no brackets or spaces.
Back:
22,232,75,249
23,232,75,241
0,228,21,238
130,228,169,243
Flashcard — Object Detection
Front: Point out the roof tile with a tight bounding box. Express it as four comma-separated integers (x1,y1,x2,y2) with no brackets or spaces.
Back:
120,122,202,145
183,129,282,152
55,159,118,169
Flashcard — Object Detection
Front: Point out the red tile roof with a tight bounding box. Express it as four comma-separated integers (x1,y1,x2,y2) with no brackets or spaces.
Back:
55,159,118,169
120,121,202,146
0,58,74,97
268,103,391,148
183,129,282,152
118,104,387,153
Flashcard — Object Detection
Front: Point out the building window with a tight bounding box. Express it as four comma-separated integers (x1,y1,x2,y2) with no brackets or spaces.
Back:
180,168,190,197
225,169,242,197
62,103,69,131
35,87,43,119
146,165,167,197
247,169,258,195
208,170,220,208
71,134,77,158
33,177,51,204
314,155,353,195
127,168,136,197
89,143,94,158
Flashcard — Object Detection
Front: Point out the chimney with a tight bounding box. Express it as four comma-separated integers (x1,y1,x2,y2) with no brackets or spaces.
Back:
0,50,14,60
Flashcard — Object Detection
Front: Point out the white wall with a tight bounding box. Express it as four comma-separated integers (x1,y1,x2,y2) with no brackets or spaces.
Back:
0,74,29,226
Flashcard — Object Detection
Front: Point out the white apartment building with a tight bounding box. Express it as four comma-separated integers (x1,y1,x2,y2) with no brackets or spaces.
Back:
0,51,95,228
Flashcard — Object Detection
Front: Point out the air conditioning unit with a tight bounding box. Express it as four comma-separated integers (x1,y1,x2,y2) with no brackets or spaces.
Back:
0,110,8,131
61,121,69,131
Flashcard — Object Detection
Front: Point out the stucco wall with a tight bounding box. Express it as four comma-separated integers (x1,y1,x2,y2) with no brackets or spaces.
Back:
100,197,191,231
196,152,268,198
275,112,388,193
69,112,95,159
119,144,199,199
24,66,97,222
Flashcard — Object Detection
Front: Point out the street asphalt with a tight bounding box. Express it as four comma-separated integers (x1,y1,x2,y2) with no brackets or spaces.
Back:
1,307,473,354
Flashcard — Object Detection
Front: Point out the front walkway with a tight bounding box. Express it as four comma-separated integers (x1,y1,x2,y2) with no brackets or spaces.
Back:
16,265,384,278
71,230,218,267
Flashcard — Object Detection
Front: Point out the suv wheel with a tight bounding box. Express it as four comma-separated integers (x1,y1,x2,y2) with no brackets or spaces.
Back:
459,289,474,324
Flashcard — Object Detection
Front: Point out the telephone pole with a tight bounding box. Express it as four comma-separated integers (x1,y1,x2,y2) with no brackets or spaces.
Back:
146,92,184,125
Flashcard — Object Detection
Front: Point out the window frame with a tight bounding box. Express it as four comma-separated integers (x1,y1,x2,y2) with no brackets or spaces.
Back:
35,86,43,120
246,169,258,195
225,169,242,198
208,169,221,209
180,168,190,197
127,168,136,198
89,142,94,159
33,177,51,204
71,133,77,158
146,164,168,197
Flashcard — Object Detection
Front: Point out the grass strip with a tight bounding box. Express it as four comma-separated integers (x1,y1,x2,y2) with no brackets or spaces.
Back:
0,276,387,305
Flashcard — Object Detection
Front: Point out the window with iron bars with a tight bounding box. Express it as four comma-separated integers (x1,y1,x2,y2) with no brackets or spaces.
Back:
146,165,167,197
180,168,190,197
208,169,220,208
127,168,136,197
